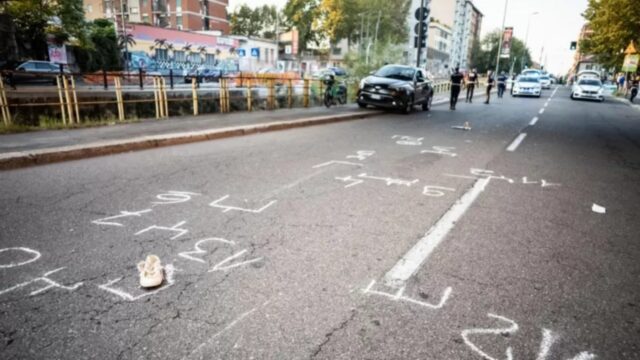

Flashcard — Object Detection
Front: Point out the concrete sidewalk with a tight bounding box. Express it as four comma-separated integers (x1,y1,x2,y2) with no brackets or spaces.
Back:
0,93,451,170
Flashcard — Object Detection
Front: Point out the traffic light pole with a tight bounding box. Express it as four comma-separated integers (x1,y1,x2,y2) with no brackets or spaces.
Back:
416,0,425,68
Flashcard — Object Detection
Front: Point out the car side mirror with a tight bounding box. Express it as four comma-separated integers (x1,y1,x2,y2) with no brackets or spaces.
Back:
18,68,25,72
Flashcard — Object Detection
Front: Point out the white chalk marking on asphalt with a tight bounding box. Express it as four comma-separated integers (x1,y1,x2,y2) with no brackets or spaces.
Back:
422,185,456,197
0,247,41,269
152,191,200,205
541,180,561,188
392,135,423,146
522,177,539,185
383,177,491,288
536,328,557,360
358,173,419,187
264,169,326,199
539,108,545,114
362,280,452,309
91,209,152,227
0,267,83,297
208,249,262,272
421,146,458,157
507,133,528,152
346,150,375,161
178,238,235,263
529,116,539,126
98,264,176,301
461,313,519,360
592,203,606,214
184,300,271,359
567,352,597,360
135,220,188,240
312,160,363,169
209,195,277,213
335,175,364,188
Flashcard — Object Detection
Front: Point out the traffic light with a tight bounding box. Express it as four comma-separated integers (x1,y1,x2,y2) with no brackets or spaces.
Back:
570,41,577,50
414,5,429,49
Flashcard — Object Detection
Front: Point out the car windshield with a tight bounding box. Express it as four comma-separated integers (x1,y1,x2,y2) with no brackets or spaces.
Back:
374,66,415,81
541,76,550,80
519,77,539,83
578,79,602,86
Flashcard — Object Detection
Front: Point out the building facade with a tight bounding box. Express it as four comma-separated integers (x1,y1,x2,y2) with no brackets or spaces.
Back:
426,21,451,77
569,24,604,77
449,0,482,71
83,0,230,34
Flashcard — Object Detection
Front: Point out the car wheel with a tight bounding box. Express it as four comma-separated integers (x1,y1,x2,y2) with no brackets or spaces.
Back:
357,101,367,109
402,97,414,114
422,94,433,111
570,93,575,99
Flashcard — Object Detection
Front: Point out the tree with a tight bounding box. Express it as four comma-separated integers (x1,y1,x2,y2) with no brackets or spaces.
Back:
581,0,640,71
283,0,322,53
469,30,532,74
229,4,279,39
74,19,121,71
2,0,56,60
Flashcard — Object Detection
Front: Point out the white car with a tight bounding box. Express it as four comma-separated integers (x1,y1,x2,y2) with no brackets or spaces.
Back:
511,76,542,97
539,75,552,89
521,69,542,78
571,78,604,102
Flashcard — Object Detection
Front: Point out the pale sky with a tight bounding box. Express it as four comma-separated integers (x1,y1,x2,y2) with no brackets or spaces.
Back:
229,0,588,74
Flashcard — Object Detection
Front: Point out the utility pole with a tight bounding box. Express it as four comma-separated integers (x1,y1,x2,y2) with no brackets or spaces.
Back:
275,10,279,69
368,11,381,65
494,0,509,77
522,11,538,70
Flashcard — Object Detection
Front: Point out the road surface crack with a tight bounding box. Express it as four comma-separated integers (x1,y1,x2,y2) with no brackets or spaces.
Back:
309,309,356,359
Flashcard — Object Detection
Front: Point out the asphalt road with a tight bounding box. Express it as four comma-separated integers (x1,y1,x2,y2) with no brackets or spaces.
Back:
1,87,639,360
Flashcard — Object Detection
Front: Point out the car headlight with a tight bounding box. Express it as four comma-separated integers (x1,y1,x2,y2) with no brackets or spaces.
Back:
598,88,604,94
359,79,367,89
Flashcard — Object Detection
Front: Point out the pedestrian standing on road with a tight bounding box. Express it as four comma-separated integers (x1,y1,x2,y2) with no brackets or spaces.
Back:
497,72,507,98
618,73,625,91
450,67,465,110
630,77,639,103
465,68,478,102
484,70,495,104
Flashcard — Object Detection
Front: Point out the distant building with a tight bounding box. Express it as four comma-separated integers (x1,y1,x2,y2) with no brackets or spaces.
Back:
228,35,278,72
426,21,452,77
449,0,482,71
82,0,230,34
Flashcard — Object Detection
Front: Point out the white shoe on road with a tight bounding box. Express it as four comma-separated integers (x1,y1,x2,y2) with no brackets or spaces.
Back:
137,255,164,288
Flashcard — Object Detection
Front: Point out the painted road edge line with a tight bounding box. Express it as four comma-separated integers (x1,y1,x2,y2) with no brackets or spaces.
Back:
529,116,539,126
507,133,528,152
383,177,491,288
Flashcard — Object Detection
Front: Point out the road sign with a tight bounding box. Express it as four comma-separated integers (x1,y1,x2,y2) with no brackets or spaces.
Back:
622,54,639,72
236,48,246,57
624,41,638,55
251,48,260,58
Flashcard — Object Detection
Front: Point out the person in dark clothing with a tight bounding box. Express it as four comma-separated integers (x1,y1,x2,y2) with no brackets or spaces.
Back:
631,77,639,103
497,71,507,98
485,70,495,104
450,67,465,110
465,68,478,102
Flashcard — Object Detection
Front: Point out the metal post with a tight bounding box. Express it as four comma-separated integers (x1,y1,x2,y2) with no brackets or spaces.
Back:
0,76,9,125
495,0,509,76
62,75,75,124
303,78,309,108
162,77,169,117
153,77,160,119
103,69,108,90
246,77,252,111
192,77,198,115
138,68,143,90
169,69,174,89
288,79,293,108
71,76,80,123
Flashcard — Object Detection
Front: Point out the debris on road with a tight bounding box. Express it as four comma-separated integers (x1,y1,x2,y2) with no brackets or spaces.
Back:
138,255,164,288
592,203,606,214
452,122,472,131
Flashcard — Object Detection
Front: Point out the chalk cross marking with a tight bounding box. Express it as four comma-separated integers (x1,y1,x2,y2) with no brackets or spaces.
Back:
335,175,364,188
209,195,277,213
91,209,152,227
358,173,419,187
0,247,41,269
135,221,189,240
208,249,262,272
98,264,177,301
0,267,83,297
362,280,452,310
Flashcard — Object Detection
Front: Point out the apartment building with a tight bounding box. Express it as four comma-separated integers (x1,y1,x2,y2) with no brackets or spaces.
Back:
449,0,482,71
83,0,230,34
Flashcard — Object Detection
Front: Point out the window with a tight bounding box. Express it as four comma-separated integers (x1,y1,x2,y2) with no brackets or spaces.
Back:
176,0,182,10
142,14,150,23
130,6,138,14
36,62,52,70
176,15,182,27
155,48,168,61
142,0,148,6
205,54,215,66
332,47,341,55
174,50,186,62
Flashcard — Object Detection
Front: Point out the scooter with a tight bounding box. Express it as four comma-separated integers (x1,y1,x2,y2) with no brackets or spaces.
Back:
323,74,347,108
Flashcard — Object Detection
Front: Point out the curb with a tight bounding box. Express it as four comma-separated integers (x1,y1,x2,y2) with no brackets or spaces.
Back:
0,110,381,171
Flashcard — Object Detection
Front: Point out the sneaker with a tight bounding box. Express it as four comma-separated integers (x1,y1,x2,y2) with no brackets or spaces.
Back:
138,255,164,288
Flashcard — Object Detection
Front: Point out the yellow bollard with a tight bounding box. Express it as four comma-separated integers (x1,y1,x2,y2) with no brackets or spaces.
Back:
288,79,293,108
0,76,10,126
153,77,160,119
161,77,169,118
62,75,75,124
56,76,67,125
246,77,252,112
192,77,198,116
70,76,80,123
114,77,124,122
303,78,309,108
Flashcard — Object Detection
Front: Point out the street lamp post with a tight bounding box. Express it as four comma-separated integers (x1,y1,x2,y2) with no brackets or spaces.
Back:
522,11,539,70
494,0,509,78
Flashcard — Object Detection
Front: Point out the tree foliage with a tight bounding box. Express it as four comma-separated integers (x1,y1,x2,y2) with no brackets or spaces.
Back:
230,4,279,39
469,30,533,74
581,0,640,71
283,0,323,53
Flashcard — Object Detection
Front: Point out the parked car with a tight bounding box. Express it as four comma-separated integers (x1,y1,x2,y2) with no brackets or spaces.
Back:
511,76,542,97
357,64,434,113
12,60,69,85
184,66,221,83
539,75,552,89
571,78,604,102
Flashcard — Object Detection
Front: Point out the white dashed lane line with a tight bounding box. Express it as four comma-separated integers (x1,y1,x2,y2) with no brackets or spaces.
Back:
529,116,539,126
507,133,528,152
539,108,545,114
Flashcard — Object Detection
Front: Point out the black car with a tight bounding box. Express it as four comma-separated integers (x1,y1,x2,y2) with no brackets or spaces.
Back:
357,64,434,113
184,66,222,83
